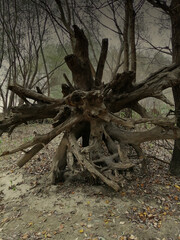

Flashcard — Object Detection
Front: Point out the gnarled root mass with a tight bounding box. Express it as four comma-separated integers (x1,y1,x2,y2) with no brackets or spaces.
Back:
0,25,180,191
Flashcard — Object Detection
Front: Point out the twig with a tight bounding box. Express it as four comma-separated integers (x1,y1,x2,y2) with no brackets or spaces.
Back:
147,155,170,164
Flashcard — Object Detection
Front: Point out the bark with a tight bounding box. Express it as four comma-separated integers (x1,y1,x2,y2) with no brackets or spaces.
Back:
65,54,93,91
105,64,180,112
95,38,108,86
65,25,94,91
0,103,59,135
128,0,136,79
17,144,44,168
123,0,129,72
68,133,120,191
51,133,68,184
105,123,180,146
8,85,62,104
51,121,90,184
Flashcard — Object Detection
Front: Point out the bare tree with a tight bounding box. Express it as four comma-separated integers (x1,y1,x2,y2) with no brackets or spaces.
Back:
0,0,63,115
147,0,180,176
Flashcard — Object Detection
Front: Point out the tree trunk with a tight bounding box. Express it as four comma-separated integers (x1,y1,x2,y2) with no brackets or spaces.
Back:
123,0,129,72
170,0,180,176
128,0,136,80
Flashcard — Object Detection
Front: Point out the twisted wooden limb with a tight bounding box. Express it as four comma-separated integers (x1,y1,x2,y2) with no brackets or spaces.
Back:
0,103,60,135
105,124,180,146
103,126,118,155
117,144,129,163
68,132,120,191
105,64,180,112
51,120,91,184
129,102,150,118
88,119,104,160
8,85,63,104
65,25,94,91
17,144,45,168
95,38,108,86
93,155,135,170
51,133,68,184
1,115,83,169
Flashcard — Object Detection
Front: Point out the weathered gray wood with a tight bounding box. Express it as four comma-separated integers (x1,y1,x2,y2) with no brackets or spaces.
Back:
1,25,180,190
51,134,68,184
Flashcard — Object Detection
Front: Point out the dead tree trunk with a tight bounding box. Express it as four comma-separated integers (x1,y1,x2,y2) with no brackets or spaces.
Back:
170,0,180,176
1,25,180,190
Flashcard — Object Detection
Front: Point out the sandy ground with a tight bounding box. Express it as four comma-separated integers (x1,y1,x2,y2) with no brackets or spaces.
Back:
0,124,180,240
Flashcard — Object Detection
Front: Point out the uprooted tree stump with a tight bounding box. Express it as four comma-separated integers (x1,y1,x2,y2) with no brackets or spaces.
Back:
1,25,180,191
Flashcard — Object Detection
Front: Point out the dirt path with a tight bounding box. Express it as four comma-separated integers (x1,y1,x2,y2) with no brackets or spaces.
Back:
0,124,180,240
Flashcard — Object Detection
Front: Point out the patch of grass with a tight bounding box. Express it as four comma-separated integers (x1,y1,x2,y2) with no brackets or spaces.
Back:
24,136,33,142
9,180,16,191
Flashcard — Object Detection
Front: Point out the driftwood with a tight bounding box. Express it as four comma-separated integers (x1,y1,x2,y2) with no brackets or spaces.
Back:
0,25,180,191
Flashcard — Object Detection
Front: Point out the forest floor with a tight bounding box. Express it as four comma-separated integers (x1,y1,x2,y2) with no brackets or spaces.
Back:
0,124,180,240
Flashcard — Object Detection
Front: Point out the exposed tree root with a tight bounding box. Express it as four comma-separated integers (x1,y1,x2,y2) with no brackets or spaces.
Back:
0,25,180,190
